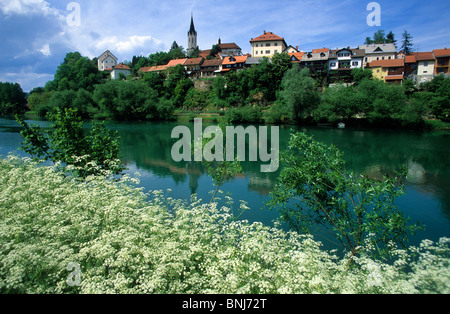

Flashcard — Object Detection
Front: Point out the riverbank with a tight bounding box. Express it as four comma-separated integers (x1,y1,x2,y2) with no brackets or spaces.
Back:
1,156,449,294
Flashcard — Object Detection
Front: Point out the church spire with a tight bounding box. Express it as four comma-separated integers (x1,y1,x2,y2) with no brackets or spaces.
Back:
188,13,197,35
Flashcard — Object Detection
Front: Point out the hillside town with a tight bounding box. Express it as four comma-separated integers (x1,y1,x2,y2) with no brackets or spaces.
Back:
97,15,449,87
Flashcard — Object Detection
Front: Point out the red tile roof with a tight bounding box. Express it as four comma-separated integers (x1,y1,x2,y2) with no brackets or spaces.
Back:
385,75,404,81
411,52,434,61
250,31,286,44
288,52,305,62
184,57,204,66
312,48,329,53
368,58,404,68
139,65,168,72
405,55,416,63
113,63,131,70
222,55,248,65
433,48,450,57
167,58,187,66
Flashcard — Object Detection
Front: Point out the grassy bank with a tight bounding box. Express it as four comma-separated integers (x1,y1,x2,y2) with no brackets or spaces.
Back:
0,156,449,294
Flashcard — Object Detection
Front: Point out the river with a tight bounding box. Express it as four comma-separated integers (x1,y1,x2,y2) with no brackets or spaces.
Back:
1,117,449,250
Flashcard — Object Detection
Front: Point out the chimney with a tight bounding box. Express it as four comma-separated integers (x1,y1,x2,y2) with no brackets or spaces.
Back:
264,30,266,34
296,46,298,51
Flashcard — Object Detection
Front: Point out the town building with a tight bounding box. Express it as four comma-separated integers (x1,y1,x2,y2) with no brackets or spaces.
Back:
200,59,223,77
98,50,118,71
411,52,435,84
111,63,131,80
433,48,450,75
184,57,204,78
368,58,405,83
288,52,304,64
284,45,300,54
300,50,329,84
187,14,198,55
250,31,287,58
244,56,266,69
328,48,365,84
220,55,248,73
359,43,397,67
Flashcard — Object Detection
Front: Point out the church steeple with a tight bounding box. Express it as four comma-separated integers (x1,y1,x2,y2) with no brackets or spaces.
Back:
188,13,197,35
187,13,198,54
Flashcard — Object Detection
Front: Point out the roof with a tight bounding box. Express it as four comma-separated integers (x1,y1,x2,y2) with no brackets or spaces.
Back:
219,43,241,50
329,48,365,58
368,58,405,68
250,31,287,47
385,75,404,81
167,58,187,66
188,14,197,35
113,63,131,70
433,48,450,57
288,52,305,62
201,59,222,67
312,48,329,53
412,52,435,61
302,51,329,61
405,55,416,63
98,50,118,62
245,57,266,65
358,43,397,54
184,57,204,66
222,55,248,65
139,65,168,73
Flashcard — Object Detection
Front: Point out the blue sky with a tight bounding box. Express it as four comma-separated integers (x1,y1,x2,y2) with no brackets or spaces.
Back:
0,0,449,91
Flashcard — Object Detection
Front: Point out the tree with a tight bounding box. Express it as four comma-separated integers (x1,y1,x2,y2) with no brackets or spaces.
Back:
0,82,27,115
16,108,124,177
278,65,319,121
386,31,397,47
269,131,422,257
401,30,414,55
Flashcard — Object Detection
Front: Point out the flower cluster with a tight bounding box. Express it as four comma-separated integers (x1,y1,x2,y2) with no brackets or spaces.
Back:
0,155,449,294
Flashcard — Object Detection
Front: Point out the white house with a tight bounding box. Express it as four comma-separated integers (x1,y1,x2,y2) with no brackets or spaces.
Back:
250,31,288,58
98,50,118,71
328,48,365,70
358,43,397,66
111,63,131,80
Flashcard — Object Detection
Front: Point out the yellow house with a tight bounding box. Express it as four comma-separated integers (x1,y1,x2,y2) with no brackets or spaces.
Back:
250,31,287,58
368,58,405,83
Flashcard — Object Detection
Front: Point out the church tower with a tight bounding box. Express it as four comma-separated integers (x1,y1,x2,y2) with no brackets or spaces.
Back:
187,13,198,54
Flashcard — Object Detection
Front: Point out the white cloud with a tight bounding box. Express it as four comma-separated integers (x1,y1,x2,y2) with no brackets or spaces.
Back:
95,35,164,55
0,0,58,17
39,43,51,56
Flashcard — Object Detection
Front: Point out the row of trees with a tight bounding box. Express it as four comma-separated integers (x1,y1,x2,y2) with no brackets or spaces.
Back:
0,82,27,115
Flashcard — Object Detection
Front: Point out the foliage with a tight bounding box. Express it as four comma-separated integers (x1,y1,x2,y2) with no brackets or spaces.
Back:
364,30,396,45
278,65,320,121
15,108,124,177
224,105,264,124
401,30,414,55
0,82,27,115
269,132,422,257
183,88,211,110
46,52,102,92
0,156,449,294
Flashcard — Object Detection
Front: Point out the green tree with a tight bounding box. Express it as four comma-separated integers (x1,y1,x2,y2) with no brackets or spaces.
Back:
401,30,414,55
269,131,422,257
278,65,319,121
16,108,124,177
0,82,27,115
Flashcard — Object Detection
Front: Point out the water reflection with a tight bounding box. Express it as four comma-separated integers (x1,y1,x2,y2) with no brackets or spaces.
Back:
1,117,449,244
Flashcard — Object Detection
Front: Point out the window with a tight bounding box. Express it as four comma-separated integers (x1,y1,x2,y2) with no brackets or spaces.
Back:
423,70,428,73
255,44,259,47
352,61,359,66
382,57,385,60
255,51,258,55
266,43,271,47
274,50,278,53
274,42,278,46
330,62,336,67
424,61,428,67
266,50,270,54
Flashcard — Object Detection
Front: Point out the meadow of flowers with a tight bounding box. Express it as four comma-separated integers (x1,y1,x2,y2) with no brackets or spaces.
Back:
0,155,449,294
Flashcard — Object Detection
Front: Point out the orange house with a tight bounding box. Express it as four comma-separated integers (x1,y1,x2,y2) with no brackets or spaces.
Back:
433,48,450,75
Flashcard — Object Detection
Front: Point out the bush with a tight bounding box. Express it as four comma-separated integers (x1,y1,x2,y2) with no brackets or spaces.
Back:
0,156,449,294
224,105,263,124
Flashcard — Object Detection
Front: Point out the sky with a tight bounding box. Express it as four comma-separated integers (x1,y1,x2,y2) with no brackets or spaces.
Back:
0,0,449,92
